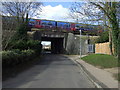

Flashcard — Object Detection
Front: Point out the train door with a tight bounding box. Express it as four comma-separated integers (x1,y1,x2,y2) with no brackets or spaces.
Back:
28,19,36,28
75,24,80,30
35,20,41,28
70,23,75,31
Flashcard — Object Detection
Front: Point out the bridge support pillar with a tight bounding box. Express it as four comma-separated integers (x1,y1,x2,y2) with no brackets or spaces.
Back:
64,33,88,55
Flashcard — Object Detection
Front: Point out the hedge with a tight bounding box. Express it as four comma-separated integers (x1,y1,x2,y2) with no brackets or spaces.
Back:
2,49,36,67
10,40,42,51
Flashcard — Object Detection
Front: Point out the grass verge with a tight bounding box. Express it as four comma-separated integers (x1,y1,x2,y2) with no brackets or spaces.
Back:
81,54,118,68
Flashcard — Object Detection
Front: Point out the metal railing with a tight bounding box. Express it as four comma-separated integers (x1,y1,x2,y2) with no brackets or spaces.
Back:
88,44,95,53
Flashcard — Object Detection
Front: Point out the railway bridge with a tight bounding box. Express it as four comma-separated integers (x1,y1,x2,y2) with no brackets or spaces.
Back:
27,28,89,55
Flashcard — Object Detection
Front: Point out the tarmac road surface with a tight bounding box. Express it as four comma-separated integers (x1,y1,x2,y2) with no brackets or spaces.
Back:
3,54,95,88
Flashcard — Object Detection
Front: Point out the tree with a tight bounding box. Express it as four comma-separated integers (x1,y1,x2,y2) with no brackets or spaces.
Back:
97,31,109,43
91,2,120,59
70,2,120,60
69,2,104,24
2,2,42,26
1,1,43,50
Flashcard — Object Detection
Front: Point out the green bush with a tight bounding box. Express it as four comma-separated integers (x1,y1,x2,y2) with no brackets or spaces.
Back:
9,40,42,54
27,40,40,49
27,40,42,55
97,31,109,43
10,40,27,50
21,49,35,60
2,49,36,67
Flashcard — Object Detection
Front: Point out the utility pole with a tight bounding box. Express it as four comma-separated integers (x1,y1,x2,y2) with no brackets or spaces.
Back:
79,30,82,58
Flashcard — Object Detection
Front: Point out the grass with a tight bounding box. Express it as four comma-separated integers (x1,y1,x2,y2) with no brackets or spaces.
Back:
81,54,118,68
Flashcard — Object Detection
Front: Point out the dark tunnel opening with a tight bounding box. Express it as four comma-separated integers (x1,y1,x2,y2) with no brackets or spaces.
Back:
41,37,64,54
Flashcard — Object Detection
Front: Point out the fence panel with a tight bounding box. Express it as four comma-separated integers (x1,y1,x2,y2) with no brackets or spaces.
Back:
95,42,112,55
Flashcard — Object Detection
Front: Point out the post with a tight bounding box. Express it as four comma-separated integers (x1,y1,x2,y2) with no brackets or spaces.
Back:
79,30,82,58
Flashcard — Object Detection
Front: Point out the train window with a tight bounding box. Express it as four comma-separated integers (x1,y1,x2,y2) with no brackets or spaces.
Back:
29,22,35,25
48,22,52,26
71,24,75,28
42,22,46,25
36,21,39,25
64,24,68,28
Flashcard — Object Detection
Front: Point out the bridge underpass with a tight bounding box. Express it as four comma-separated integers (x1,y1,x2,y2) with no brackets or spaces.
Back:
41,37,64,54
28,29,89,55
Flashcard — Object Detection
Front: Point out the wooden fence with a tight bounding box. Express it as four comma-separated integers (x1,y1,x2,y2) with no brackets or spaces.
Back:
95,42,113,55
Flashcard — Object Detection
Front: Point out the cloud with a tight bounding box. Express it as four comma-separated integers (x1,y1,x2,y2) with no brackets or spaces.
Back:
33,5,74,22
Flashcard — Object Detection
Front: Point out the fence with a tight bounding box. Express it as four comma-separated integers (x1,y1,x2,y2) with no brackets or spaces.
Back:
95,42,113,55
88,44,94,53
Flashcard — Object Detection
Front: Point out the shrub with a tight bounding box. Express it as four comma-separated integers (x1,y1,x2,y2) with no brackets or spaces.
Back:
21,49,35,60
8,40,42,54
27,40,42,54
2,49,36,67
27,40,40,49
97,31,109,43
9,40,27,50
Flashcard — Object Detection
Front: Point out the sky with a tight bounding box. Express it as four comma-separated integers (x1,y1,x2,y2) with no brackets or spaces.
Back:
43,2,73,8
33,1,103,25
33,2,77,22
41,41,51,45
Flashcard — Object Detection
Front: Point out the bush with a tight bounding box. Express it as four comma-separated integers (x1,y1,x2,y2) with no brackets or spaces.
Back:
27,40,42,55
97,31,109,43
27,40,40,49
9,40,42,54
10,40,27,50
2,49,36,67
21,49,35,60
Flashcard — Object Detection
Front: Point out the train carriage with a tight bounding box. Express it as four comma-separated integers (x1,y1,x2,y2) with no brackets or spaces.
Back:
29,19,36,28
70,23,75,31
28,18,103,35
35,20,41,28
2,16,103,36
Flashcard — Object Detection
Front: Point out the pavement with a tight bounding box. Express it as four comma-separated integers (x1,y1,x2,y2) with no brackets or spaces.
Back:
3,54,95,88
66,55,119,88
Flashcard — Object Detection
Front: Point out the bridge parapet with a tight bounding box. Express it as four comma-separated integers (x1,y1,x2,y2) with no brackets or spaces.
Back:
31,27,73,33
31,28,67,38
41,32,65,38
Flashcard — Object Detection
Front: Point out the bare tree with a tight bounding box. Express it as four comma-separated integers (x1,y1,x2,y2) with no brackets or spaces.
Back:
2,1,42,26
69,2,104,24
1,1,43,50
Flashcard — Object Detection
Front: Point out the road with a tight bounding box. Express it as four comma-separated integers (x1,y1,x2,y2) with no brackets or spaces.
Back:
3,54,95,88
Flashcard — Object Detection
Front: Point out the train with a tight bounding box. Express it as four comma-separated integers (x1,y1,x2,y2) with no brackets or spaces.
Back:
2,16,103,35
29,19,76,31
28,18,102,34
